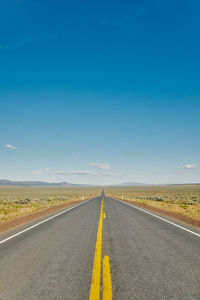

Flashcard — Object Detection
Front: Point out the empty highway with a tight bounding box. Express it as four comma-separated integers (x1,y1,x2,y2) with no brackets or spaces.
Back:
0,194,200,299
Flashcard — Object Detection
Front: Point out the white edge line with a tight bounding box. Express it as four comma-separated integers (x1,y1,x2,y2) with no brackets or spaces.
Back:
112,198,200,238
0,198,95,245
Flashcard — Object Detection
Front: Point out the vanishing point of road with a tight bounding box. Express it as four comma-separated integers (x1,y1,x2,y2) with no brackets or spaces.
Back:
0,192,200,299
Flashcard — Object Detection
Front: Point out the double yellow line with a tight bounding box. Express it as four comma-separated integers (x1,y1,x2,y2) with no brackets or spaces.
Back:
89,197,112,300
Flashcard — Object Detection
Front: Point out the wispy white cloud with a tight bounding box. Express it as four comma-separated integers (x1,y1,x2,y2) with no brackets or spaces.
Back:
101,172,120,177
89,162,111,170
31,170,44,175
30,168,51,175
5,144,17,150
181,164,200,169
30,168,99,177
30,168,134,178
53,170,99,176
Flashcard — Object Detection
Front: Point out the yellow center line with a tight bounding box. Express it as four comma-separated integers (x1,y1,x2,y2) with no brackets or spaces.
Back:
89,196,112,300
89,197,104,300
103,255,112,300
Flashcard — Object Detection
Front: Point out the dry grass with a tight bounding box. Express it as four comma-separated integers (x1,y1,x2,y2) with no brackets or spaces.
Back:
0,186,100,222
104,185,200,222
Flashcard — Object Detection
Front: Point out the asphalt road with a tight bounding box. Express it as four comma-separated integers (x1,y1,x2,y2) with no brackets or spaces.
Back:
0,195,200,299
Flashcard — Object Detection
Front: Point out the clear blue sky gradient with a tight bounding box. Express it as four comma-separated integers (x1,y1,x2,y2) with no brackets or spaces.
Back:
0,0,200,184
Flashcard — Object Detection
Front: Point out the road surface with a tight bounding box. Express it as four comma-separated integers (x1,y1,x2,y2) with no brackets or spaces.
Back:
0,194,200,299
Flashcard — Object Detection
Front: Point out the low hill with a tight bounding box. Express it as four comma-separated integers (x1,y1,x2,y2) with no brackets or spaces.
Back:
0,179,83,187
120,182,146,186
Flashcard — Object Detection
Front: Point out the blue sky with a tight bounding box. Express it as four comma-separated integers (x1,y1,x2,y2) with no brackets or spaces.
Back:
0,0,200,184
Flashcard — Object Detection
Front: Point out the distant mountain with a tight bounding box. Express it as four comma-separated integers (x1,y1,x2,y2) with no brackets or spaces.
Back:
0,180,84,187
120,182,145,186
120,182,200,186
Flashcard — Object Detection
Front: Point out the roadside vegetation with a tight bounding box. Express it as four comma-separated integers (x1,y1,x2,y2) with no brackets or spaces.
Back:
104,185,200,223
0,186,100,222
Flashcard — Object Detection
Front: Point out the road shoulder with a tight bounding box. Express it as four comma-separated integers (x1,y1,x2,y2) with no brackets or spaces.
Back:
0,199,91,235
114,197,200,230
